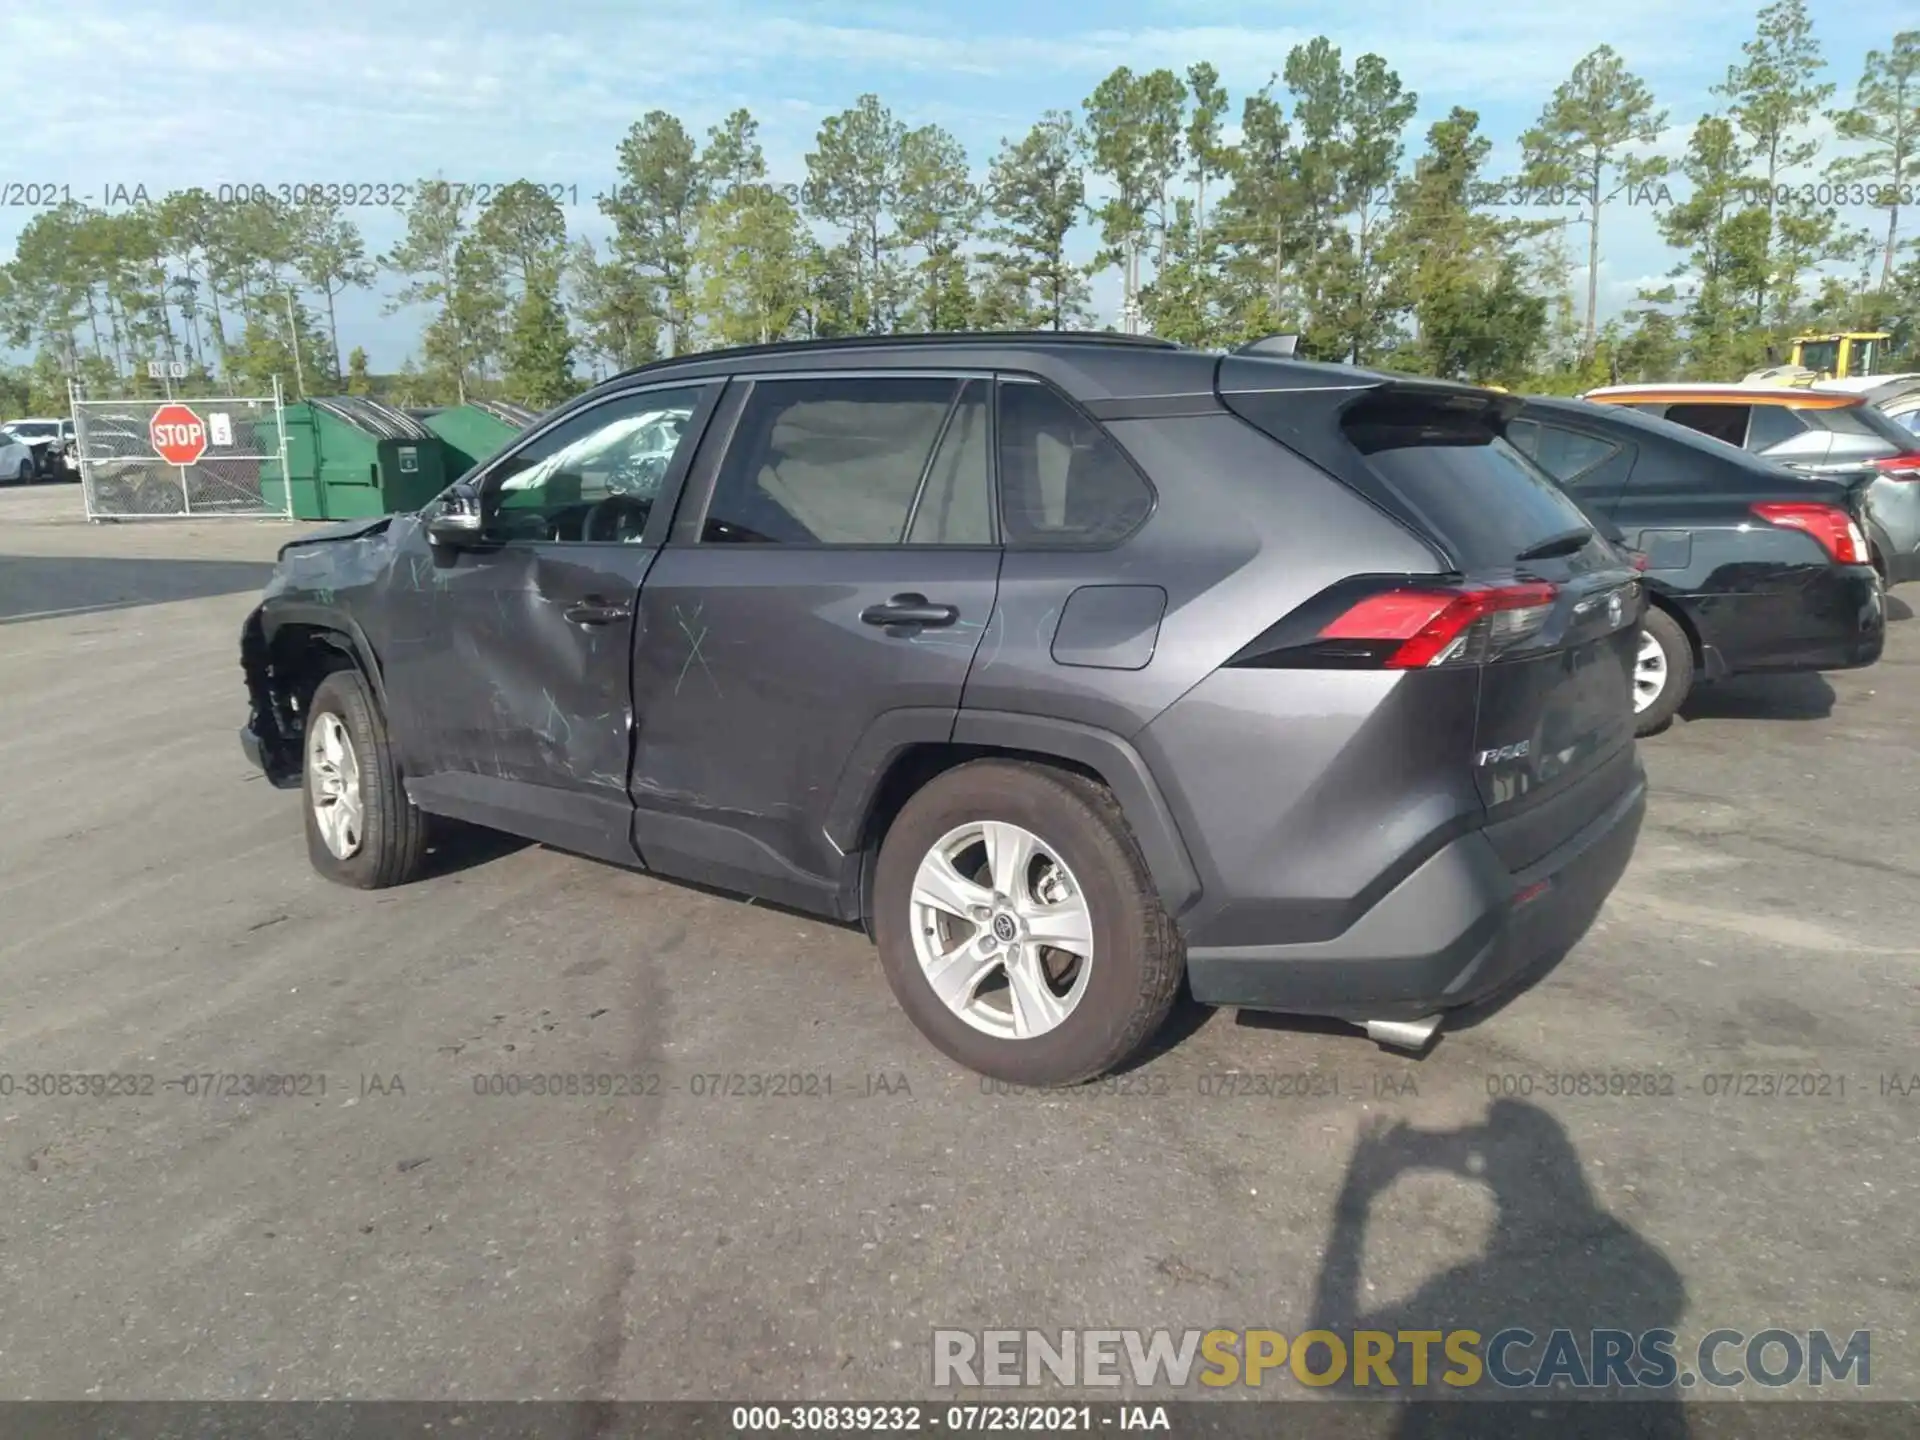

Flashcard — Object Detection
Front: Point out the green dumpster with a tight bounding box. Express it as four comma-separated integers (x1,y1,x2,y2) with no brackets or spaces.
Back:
262,397,450,520
417,400,540,477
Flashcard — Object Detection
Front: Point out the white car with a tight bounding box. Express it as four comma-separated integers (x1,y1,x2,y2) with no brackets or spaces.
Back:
0,427,38,484
1,417,77,478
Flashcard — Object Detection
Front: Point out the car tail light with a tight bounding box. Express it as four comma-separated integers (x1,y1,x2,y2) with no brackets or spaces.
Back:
1317,582,1558,668
1749,502,1868,564
1870,453,1920,478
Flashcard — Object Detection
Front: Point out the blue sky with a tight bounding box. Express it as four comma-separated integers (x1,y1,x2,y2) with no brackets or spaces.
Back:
2,0,1912,370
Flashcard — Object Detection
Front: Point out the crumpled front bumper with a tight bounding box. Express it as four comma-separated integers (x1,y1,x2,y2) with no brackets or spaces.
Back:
239,608,302,788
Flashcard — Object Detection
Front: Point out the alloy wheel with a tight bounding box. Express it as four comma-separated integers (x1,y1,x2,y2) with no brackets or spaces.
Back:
908,820,1094,1040
1633,629,1668,714
307,713,365,859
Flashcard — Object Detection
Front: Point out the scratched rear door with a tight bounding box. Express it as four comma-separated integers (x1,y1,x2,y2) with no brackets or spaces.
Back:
628,373,1001,912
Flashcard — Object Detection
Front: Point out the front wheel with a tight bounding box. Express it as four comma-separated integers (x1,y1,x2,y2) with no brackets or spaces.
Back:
13,460,28,484
302,669,429,888
1632,606,1694,737
872,760,1184,1086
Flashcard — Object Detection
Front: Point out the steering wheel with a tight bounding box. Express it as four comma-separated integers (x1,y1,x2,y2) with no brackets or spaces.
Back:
581,494,650,543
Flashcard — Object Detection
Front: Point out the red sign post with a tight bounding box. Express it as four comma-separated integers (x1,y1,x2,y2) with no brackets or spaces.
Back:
150,403,209,467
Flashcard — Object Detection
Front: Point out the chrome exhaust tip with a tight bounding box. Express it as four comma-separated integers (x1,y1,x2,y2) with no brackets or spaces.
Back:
1364,1014,1443,1052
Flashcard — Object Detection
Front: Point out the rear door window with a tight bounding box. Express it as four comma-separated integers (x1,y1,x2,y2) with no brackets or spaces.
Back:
906,381,993,545
703,376,959,545
1340,392,1597,571
1662,403,1751,447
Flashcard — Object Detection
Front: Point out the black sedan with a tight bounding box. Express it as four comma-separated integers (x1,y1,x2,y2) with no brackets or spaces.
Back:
1509,396,1885,735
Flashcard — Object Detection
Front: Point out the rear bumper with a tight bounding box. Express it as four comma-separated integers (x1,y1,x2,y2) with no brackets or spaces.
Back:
1699,565,1884,674
1873,528,1920,586
1186,769,1646,1021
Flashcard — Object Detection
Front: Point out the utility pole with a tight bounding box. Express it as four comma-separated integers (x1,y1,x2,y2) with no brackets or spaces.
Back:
282,288,307,398
1121,233,1143,335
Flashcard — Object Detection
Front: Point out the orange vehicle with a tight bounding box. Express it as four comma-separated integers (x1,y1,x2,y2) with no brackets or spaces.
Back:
1581,383,1920,585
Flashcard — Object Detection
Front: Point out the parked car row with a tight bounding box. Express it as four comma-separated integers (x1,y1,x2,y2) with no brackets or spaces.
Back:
1582,382,1920,586
0,417,79,482
234,332,1889,1088
1516,390,1891,735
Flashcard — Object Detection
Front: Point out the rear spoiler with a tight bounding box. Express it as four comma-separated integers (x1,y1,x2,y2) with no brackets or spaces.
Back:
1213,355,1522,452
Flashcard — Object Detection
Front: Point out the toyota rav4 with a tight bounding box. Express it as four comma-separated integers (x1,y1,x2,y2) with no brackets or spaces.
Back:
239,333,1648,1085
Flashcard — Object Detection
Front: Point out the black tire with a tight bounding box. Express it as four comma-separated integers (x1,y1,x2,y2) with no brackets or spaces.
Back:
872,760,1184,1087
1632,605,1694,737
13,460,27,484
301,669,429,888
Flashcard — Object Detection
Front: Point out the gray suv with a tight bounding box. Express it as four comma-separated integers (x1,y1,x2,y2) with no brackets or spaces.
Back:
239,333,1648,1085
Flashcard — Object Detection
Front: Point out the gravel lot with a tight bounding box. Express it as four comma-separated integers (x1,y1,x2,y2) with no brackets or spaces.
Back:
1,482,1915,1407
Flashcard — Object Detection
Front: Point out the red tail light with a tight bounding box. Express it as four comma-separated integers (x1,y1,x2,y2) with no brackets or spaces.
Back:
1749,502,1868,565
1319,582,1558,668
1871,453,1920,477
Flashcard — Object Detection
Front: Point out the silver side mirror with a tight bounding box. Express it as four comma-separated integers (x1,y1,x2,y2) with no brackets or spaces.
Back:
425,481,484,547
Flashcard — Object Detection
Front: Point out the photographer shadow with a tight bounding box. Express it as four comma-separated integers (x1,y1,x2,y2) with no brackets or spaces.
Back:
1308,1100,1690,1439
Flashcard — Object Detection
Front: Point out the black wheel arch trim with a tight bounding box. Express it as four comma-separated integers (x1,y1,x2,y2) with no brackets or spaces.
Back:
1639,582,1711,665
955,711,1202,915
259,601,390,714
825,708,1203,919
823,708,961,856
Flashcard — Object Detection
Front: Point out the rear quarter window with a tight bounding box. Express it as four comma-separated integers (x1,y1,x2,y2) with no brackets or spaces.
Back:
997,379,1153,548
1806,404,1916,446
1745,405,1808,450
1506,418,1622,485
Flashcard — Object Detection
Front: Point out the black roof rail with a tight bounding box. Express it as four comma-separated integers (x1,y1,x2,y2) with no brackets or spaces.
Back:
608,329,1182,383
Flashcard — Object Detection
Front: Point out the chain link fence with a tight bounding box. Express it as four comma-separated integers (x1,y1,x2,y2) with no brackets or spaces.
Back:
71,379,293,520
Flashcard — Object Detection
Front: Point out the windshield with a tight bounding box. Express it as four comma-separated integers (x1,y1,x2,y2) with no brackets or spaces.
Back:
7,421,57,438
1798,340,1840,374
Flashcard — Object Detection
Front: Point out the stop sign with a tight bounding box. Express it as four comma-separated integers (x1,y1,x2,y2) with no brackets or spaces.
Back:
150,403,209,466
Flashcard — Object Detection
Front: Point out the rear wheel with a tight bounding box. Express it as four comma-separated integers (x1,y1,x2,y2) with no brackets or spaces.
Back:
1632,606,1693,737
302,670,429,888
873,760,1184,1086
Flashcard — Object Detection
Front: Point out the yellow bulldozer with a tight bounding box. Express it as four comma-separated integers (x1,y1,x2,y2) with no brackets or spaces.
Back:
1787,332,1892,381
1743,331,1907,387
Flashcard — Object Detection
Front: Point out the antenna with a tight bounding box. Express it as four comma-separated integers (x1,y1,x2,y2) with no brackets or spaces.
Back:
1236,334,1300,358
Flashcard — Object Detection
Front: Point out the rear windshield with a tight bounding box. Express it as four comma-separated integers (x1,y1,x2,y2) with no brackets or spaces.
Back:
1341,392,1596,570
1806,404,1916,447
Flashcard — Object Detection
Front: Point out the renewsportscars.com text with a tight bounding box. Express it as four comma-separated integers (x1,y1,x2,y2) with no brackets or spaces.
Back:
932,1327,1871,1391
